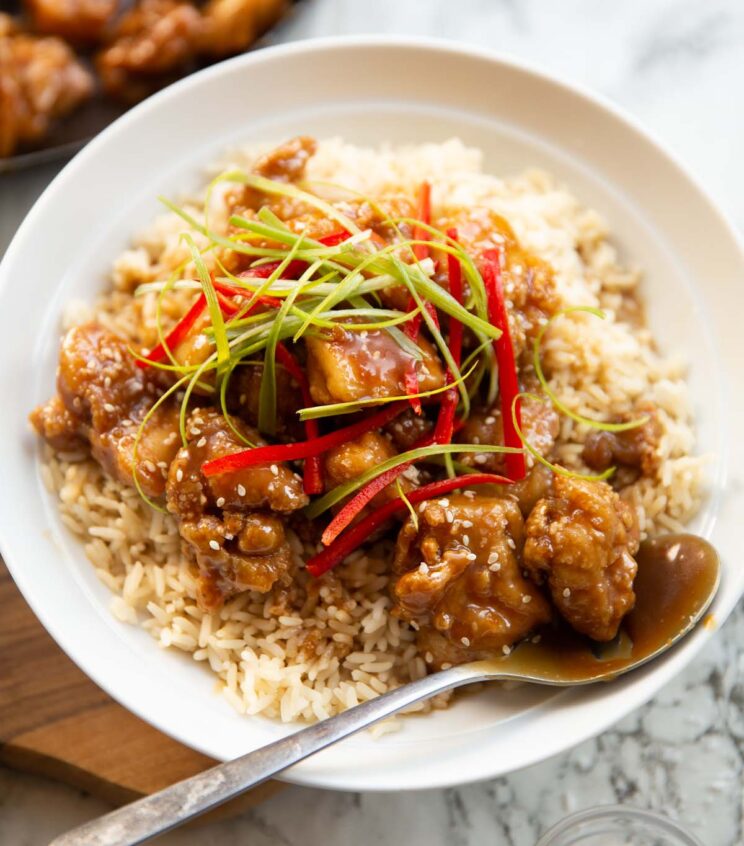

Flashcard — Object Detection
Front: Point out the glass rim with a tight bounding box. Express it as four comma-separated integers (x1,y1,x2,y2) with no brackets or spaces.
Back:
535,805,705,846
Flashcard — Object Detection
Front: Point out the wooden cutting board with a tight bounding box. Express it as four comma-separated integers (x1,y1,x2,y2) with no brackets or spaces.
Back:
0,558,281,819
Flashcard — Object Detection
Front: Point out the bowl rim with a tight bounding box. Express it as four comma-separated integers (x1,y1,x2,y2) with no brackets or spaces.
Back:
1,34,742,791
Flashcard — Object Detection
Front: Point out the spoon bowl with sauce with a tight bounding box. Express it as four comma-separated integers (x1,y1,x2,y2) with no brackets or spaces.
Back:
51,534,719,846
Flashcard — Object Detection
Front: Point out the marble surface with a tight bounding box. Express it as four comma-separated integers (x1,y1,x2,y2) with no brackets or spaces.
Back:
1,1,744,844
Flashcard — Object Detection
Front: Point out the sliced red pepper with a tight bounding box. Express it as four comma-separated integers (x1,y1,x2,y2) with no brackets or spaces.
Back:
201,400,408,477
320,432,435,547
433,228,463,445
482,249,526,481
136,292,207,368
306,473,512,578
412,181,431,262
274,342,323,495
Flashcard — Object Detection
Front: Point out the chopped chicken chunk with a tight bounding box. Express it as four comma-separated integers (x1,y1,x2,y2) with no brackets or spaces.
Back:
306,324,445,406
391,495,552,666
323,431,412,506
582,409,661,488
29,324,180,497
458,397,559,474
0,28,94,157
96,0,203,102
523,475,639,641
166,408,307,609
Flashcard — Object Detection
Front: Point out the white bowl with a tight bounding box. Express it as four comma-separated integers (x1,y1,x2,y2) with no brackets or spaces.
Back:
1,36,742,792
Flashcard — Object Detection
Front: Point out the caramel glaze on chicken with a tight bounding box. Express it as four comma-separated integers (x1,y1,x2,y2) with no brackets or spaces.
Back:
31,137,665,668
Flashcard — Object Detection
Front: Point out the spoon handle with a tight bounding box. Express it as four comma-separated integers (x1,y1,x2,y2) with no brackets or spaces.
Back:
50,666,479,846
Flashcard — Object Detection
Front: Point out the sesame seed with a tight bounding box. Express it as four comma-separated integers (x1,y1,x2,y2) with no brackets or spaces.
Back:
270,464,279,476
464,490,476,499
465,552,477,561
507,538,516,549
209,539,220,551
522,595,532,604
418,562,429,575
462,534,470,546
563,588,571,598
196,437,207,448
104,403,115,413
489,562,502,572
461,637,470,647
441,662,452,670
462,520,473,528
502,645,511,655
445,509,454,523
474,454,488,464
237,484,246,497
532,635,542,644
488,552,499,564
175,468,183,482
425,651,434,663
216,497,225,507
485,416,496,425
438,498,449,507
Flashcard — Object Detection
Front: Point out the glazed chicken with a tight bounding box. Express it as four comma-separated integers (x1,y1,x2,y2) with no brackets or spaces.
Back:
306,324,445,406
458,397,560,475
95,0,203,102
0,25,94,157
166,408,307,608
523,475,640,641
30,324,181,498
392,495,552,666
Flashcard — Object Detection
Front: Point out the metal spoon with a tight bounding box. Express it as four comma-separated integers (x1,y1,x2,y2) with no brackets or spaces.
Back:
49,534,719,846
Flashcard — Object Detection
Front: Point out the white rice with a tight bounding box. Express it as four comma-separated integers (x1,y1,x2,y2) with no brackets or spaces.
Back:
43,138,705,725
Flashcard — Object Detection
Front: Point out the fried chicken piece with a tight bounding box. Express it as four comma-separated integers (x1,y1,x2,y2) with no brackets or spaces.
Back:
199,0,288,57
323,431,413,505
226,362,304,442
523,475,639,641
306,323,445,406
582,409,661,488
166,407,307,608
0,28,94,157
30,324,181,497
391,495,551,666
25,0,118,45
383,407,432,452
458,397,559,475
95,0,203,102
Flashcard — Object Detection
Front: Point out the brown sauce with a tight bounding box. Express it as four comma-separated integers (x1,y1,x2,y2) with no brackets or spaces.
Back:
477,534,719,683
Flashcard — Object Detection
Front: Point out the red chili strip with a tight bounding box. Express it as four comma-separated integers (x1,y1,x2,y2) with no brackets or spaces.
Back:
433,228,463,445
412,181,431,262
201,401,409,477
320,432,435,547
136,292,207,368
274,343,323,495
306,473,512,578
482,249,526,481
